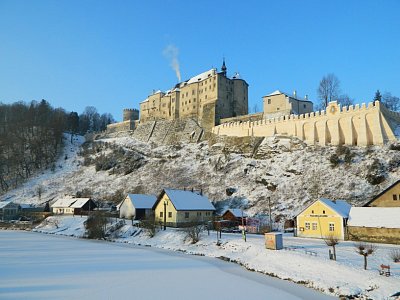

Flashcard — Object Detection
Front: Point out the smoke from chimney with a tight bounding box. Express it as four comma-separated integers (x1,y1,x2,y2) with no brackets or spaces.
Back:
163,44,181,82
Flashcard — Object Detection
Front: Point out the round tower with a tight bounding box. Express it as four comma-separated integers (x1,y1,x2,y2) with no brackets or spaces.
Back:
123,108,139,121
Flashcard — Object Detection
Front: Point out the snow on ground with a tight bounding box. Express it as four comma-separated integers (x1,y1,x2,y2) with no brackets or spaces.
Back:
0,133,84,204
33,216,400,299
0,230,333,300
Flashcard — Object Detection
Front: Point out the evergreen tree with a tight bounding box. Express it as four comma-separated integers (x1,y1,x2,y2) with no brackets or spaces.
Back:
373,90,382,102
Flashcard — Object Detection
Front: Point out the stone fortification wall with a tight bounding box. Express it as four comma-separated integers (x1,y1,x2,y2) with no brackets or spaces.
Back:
130,119,203,144
220,112,264,124
212,101,400,146
106,120,134,133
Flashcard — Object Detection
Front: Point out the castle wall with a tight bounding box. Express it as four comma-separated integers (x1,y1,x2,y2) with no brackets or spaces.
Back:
212,101,398,146
106,120,134,133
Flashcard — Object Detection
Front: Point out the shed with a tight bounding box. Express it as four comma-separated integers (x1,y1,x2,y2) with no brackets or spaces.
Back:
221,208,248,226
347,207,400,244
119,194,157,220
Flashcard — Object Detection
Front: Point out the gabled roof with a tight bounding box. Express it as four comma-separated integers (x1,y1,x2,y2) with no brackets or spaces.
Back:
186,69,216,85
319,198,351,218
348,207,400,228
154,189,215,211
297,198,351,218
363,179,400,207
70,198,93,209
0,201,16,209
222,208,248,218
126,194,157,209
264,90,313,103
51,198,77,208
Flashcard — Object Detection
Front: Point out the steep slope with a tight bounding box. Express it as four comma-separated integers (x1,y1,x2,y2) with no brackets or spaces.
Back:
2,131,400,223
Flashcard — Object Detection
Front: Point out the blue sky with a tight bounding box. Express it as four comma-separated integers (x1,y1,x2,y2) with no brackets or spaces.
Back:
1,0,399,121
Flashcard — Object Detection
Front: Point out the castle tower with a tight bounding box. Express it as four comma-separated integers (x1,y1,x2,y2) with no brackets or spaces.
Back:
123,108,139,122
221,59,227,77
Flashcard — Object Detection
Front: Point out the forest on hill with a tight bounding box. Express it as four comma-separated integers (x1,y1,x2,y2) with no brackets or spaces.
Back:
0,99,114,193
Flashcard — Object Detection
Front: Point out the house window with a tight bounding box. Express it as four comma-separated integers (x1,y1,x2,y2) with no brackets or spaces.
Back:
303,104,306,109
329,223,335,231
185,212,189,218
160,212,163,218
393,194,398,200
323,210,326,214
197,212,202,216
168,212,172,218
305,222,310,230
312,222,318,230
311,210,314,214
267,99,271,104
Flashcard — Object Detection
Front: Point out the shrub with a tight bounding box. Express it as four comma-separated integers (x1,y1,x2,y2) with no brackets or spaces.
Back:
140,219,158,238
329,154,340,167
366,159,386,185
183,222,204,244
85,211,108,239
389,249,400,263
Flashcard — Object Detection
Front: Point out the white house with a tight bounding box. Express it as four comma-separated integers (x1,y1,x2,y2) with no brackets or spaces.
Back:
119,194,157,220
51,198,96,215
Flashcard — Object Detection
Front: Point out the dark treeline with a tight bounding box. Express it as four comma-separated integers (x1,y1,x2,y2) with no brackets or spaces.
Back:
0,99,114,193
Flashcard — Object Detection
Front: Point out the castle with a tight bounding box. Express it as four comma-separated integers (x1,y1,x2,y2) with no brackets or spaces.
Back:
139,61,248,130
107,62,400,146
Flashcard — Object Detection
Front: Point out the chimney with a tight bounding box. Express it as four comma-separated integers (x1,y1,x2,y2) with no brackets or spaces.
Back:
293,90,297,98
305,94,308,100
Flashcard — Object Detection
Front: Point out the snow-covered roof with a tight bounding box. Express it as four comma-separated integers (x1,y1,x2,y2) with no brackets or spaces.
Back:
319,198,351,218
348,207,400,229
0,201,15,209
19,204,34,209
264,90,312,102
163,189,215,211
51,198,77,208
70,198,92,208
140,98,149,104
186,69,216,85
127,194,157,209
223,208,248,218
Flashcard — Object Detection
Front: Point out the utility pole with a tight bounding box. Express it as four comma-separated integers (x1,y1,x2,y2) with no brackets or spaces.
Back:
268,196,272,231
163,201,167,230
241,208,246,242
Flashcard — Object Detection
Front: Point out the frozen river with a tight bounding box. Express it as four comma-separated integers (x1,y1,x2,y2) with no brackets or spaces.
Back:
0,231,333,299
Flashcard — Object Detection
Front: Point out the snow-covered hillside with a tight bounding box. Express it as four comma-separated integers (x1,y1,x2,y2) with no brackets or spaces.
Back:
2,131,400,222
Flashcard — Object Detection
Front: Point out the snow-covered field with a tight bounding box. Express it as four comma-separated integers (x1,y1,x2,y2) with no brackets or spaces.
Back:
32,216,400,299
0,230,333,300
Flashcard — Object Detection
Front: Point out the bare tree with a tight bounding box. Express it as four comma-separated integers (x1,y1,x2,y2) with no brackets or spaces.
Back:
382,92,400,112
337,94,354,107
324,233,339,260
355,242,377,270
317,73,341,109
36,185,44,201
183,222,203,244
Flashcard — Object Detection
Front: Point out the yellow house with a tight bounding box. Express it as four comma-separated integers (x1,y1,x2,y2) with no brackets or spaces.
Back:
153,189,215,227
364,179,400,207
296,199,351,240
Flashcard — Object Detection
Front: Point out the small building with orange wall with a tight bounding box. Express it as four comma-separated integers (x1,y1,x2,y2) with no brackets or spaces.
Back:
296,199,351,240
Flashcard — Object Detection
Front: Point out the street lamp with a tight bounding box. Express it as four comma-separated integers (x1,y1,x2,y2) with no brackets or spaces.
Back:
163,201,168,230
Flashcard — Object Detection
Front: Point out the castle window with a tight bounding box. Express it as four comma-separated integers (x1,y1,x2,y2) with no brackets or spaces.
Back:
276,108,280,111
205,95,207,99
186,92,188,97
193,106,195,109
393,194,398,200
304,104,306,109
189,100,191,103
268,99,271,104
205,87,207,91
192,90,195,95
194,98,196,102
